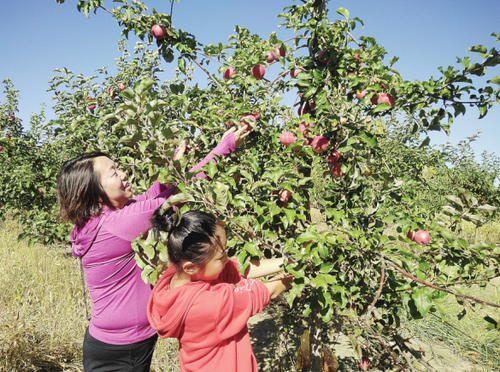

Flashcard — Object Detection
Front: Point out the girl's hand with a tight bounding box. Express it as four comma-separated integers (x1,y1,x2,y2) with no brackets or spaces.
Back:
222,125,251,149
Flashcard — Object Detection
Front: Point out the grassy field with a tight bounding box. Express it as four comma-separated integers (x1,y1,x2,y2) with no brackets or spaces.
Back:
1,215,499,371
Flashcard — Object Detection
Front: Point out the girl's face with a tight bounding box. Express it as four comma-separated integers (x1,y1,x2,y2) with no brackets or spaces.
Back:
192,225,229,281
93,156,133,209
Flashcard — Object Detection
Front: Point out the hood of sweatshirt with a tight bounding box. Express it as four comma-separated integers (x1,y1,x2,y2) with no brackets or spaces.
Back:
70,209,109,258
147,265,210,339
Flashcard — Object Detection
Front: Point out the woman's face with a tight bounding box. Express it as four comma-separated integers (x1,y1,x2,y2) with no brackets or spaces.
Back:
192,225,229,281
93,156,133,209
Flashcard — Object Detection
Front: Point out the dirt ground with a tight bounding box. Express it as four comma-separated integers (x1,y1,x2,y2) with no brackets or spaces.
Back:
247,307,479,372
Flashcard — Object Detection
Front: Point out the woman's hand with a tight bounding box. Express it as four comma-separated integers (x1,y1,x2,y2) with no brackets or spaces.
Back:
222,125,251,149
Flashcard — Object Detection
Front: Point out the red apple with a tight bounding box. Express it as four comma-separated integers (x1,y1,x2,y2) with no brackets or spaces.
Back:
279,189,293,202
37,188,44,195
0,146,3,152
250,64,266,80
266,50,277,63
279,131,296,147
353,53,360,62
252,112,261,120
118,82,126,91
406,228,415,241
356,89,368,100
327,150,340,165
298,106,308,116
377,93,395,107
223,66,236,80
311,135,328,153
86,96,96,111
318,50,331,64
7,115,14,122
308,101,316,109
370,93,380,105
151,24,167,40
331,162,343,178
414,230,430,246
291,68,302,78
275,46,286,58
224,121,235,128
240,114,257,131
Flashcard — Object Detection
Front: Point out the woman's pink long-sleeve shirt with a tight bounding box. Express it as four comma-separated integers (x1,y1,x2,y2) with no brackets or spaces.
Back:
71,134,235,345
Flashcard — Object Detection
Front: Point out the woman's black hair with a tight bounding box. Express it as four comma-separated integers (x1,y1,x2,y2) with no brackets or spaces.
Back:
57,152,113,224
151,207,221,269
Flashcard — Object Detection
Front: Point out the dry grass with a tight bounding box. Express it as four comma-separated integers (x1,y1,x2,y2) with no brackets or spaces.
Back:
0,216,179,372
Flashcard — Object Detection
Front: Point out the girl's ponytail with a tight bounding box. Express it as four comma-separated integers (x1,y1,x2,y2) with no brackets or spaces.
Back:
151,207,221,269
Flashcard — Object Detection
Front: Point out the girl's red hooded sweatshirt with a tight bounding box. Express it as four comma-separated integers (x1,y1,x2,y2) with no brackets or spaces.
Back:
147,260,270,372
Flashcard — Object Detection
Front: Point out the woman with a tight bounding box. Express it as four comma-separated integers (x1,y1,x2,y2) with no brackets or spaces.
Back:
57,126,249,371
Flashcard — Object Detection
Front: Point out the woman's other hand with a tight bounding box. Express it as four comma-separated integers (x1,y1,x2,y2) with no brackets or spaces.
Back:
222,125,251,149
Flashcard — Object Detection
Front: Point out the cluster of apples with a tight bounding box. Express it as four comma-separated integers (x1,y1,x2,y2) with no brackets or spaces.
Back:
279,127,343,178
223,45,287,82
355,84,395,107
406,228,431,246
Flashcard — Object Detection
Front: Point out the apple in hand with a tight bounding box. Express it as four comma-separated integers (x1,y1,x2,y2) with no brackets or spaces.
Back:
223,67,236,80
250,65,266,80
311,135,328,153
414,230,430,246
279,131,296,147
240,114,257,131
151,24,167,40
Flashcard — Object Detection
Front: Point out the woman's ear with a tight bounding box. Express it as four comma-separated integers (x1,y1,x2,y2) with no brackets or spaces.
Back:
182,261,199,276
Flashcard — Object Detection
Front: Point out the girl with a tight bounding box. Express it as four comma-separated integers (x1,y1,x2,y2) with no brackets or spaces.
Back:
57,125,249,372
147,208,294,372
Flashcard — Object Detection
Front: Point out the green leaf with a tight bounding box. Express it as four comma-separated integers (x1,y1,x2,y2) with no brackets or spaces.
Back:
121,89,135,100
466,45,487,53
359,131,378,147
483,315,499,329
135,78,155,95
159,193,195,214
372,102,391,112
336,7,349,19
419,137,430,148
244,242,259,256
214,181,231,208
489,76,500,86
297,231,318,243
178,57,186,74
411,287,433,317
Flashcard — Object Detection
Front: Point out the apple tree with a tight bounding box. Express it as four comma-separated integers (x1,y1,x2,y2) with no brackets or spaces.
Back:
10,0,500,369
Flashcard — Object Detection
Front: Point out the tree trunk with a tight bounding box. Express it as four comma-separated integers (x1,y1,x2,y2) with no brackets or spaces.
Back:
309,308,323,372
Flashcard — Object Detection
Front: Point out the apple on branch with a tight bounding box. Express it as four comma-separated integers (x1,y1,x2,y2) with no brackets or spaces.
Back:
291,68,302,78
223,66,236,80
414,230,430,246
151,24,167,40
279,131,296,147
250,64,266,80
377,93,395,107
311,135,328,153
118,82,126,91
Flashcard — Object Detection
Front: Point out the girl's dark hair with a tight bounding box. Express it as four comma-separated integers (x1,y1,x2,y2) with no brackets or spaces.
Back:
57,152,112,224
151,208,220,269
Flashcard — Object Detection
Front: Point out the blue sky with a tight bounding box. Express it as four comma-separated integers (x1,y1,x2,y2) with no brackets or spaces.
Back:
1,0,499,160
